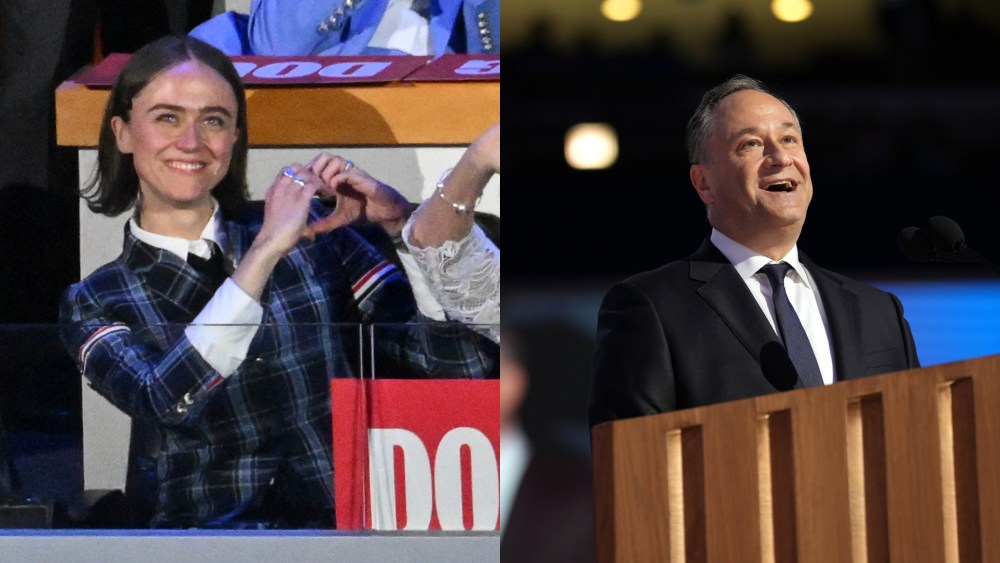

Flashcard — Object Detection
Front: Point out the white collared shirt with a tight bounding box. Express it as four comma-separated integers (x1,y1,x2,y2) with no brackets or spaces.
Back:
710,229,835,384
129,203,223,262
130,200,262,377
369,0,431,55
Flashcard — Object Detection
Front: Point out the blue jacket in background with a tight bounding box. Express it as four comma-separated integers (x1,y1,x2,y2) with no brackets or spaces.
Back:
191,0,499,56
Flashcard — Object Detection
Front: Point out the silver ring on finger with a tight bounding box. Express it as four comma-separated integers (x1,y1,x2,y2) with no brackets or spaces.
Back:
283,167,296,179
292,175,307,187
344,160,354,171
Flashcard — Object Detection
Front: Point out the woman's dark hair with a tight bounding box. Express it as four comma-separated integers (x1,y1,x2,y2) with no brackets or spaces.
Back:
81,35,249,218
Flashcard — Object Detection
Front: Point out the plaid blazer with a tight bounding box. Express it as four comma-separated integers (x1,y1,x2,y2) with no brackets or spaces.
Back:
60,204,497,527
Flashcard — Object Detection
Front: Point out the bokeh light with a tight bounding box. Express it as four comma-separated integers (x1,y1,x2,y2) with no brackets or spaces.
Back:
565,123,619,170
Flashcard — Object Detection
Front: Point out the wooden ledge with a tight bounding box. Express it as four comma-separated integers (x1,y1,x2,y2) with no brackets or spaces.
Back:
56,80,499,147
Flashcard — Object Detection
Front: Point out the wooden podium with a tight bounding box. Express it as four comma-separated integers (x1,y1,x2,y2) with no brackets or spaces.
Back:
592,354,1000,562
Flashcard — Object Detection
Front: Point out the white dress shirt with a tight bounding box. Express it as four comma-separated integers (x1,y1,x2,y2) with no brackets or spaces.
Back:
130,200,262,377
710,229,835,384
369,0,431,55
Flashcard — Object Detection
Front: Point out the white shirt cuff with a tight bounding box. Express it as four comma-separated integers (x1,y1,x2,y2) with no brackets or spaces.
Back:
184,278,263,377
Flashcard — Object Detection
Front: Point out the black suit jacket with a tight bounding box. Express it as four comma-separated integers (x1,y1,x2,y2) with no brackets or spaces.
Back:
590,238,920,426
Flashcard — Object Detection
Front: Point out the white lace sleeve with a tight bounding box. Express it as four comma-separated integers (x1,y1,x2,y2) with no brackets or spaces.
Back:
402,221,500,342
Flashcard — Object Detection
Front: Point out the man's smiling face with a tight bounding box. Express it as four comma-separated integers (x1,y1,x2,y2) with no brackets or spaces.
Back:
691,89,812,253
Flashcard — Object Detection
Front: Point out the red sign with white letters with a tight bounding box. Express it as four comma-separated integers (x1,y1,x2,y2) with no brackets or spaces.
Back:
230,55,429,84
331,379,500,530
404,55,500,81
71,54,500,87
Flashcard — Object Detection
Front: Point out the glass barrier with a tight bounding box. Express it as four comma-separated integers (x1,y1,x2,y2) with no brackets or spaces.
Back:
0,325,80,530
335,324,500,531
0,322,498,531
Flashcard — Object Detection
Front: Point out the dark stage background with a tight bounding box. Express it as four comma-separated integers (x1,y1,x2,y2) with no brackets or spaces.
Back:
505,1,1000,285
503,0,1000,452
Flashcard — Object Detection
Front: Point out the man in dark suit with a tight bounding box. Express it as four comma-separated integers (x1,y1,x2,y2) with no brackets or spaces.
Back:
590,75,920,426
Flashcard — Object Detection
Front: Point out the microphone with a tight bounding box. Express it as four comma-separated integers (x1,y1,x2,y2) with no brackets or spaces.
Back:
759,341,799,391
897,226,936,262
926,215,967,256
898,216,1000,276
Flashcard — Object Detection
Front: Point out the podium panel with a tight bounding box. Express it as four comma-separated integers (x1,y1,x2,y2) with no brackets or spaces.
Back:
592,355,1000,562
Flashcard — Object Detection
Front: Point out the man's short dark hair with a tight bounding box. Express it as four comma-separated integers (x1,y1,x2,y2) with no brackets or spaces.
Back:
685,75,801,165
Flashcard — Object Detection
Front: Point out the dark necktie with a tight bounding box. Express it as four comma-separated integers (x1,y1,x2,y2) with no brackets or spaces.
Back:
759,262,824,387
411,0,431,18
187,243,228,291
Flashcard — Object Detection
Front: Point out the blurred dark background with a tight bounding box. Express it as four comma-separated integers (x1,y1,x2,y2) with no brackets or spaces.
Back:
505,0,1000,285
503,0,1000,449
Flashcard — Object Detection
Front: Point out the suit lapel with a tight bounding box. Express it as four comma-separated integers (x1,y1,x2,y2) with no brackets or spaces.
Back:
689,239,780,367
687,239,865,386
340,0,392,54
123,228,220,319
800,253,864,381
430,0,463,56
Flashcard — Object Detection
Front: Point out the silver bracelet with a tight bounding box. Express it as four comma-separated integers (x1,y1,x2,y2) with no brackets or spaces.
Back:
435,168,480,215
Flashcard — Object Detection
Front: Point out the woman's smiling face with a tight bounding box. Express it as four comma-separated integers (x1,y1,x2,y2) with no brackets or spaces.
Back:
111,59,239,215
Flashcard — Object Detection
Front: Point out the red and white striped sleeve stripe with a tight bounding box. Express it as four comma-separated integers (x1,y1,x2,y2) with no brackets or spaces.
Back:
78,323,131,368
351,260,397,304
